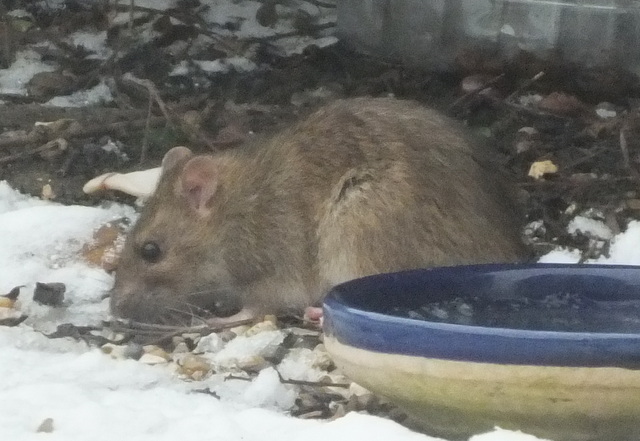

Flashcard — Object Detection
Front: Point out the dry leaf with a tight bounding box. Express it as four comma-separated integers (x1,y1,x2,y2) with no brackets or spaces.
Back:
81,219,128,272
538,92,587,116
528,160,558,179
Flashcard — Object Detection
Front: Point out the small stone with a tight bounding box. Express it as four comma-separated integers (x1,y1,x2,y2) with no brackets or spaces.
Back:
181,333,202,346
329,403,347,419
311,347,334,370
105,332,127,344
460,74,494,94
263,314,278,326
262,344,288,365
36,418,54,433
228,325,250,336
194,333,224,354
173,342,190,354
41,184,55,200
595,102,617,119
101,343,127,359
142,345,171,360
237,355,270,372
123,343,144,360
139,353,169,365
178,354,212,378
33,282,65,306
245,320,278,337
217,330,237,342
27,71,76,100
538,92,586,116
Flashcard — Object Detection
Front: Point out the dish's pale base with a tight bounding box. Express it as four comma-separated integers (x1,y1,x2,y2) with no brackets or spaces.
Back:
325,336,640,441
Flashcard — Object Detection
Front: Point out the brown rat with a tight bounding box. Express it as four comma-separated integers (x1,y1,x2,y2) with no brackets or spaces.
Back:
111,97,527,325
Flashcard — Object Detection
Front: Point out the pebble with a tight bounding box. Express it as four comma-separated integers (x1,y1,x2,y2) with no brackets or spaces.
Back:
36,418,54,433
139,353,169,365
237,355,270,372
143,345,171,360
194,333,224,354
245,320,278,336
178,354,212,379
173,342,190,354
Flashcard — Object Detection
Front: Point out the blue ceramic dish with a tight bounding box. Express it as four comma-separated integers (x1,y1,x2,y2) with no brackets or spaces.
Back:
323,264,640,441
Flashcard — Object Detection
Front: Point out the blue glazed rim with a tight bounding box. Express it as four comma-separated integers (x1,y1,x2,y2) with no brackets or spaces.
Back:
323,264,640,368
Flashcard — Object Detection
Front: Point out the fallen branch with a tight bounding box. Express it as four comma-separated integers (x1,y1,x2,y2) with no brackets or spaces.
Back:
246,21,335,43
505,71,545,102
448,73,505,111
0,116,166,154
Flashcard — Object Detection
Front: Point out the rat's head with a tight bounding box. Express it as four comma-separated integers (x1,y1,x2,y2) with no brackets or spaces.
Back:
111,146,252,325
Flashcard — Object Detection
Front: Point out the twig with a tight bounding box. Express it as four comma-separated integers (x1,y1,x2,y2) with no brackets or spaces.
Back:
107,317,257,346
112,3,241,55
0,116,165,152
140,91,153,164
0,139,63,164
278,376,350,389
122,73,174,127
129,0,135,36
225,374,252,382
619,129,631,170
505,71,545,102
619,128,640,180
448,73,505,111
246,21,335,43
303,0,336,8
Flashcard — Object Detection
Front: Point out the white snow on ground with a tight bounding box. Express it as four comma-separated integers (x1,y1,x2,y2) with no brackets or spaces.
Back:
566,215,613,240
68,31,112,60
170,57,257,76
0,0,337,106
0,50,56,95
45,81,114,107
541,219,640,264
0,182,545,441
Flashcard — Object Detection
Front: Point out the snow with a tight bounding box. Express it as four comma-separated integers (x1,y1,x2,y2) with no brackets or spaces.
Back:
540,219,640,264
566,215,613,240
0,181,563,441
170,57,258,76
45,81,114,107
3,177,640,441
0,50,56,95
68,31,112,60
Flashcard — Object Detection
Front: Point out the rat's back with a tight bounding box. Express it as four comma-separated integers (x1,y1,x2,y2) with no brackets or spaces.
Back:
288,98,527,292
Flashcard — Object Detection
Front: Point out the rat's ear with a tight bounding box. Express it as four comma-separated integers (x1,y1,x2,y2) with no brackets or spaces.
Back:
161,146,193,175
177,156,219,216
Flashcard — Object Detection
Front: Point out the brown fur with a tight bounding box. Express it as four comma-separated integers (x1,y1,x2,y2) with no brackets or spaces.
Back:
111,97,527,324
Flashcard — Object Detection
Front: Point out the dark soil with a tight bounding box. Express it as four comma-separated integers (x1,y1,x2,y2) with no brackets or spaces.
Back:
1,0,639,262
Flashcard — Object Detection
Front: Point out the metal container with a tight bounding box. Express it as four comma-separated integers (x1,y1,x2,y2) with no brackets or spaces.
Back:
337,0,640,73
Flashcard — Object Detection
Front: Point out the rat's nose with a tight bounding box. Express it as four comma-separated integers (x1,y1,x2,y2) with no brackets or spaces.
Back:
110,287,156,322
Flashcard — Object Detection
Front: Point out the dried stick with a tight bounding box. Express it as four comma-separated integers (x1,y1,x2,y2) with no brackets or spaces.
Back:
448,73,505,111
505,71,545,102
0,116,165,153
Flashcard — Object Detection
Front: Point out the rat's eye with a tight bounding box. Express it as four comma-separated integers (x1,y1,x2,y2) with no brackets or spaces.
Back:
140,241,162,263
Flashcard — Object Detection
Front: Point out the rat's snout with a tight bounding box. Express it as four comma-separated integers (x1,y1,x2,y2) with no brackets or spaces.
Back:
109,285,151,322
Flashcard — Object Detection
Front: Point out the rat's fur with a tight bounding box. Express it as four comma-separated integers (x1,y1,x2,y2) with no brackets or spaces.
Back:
111,98,526,324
